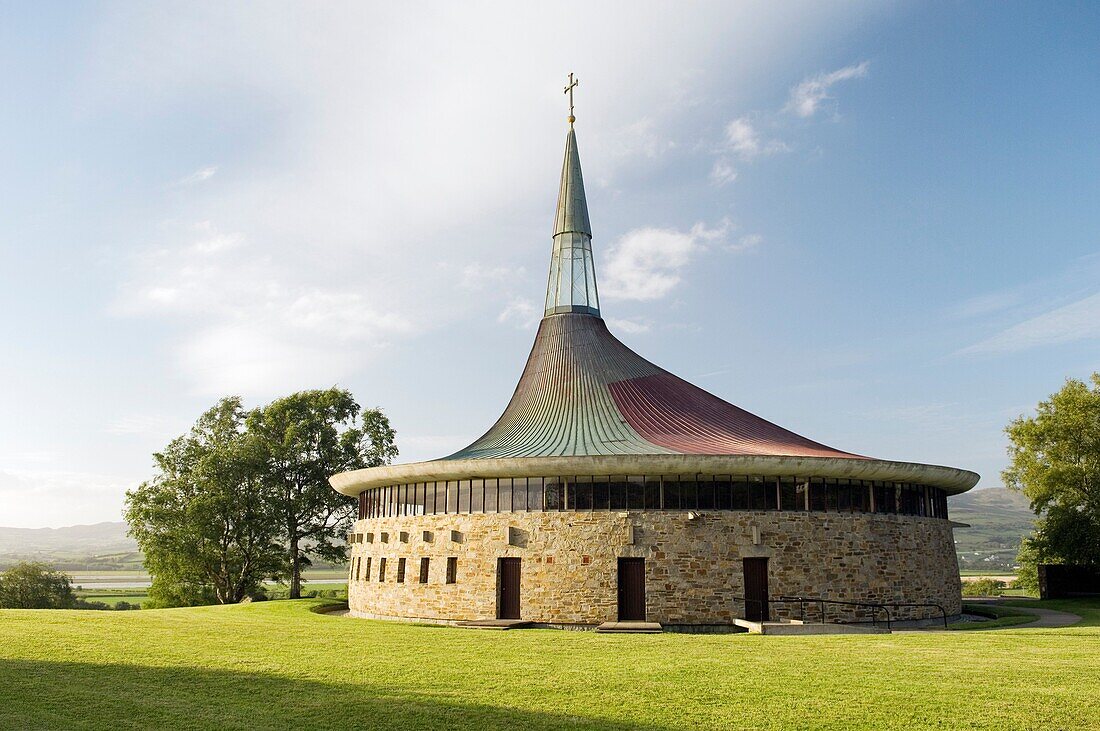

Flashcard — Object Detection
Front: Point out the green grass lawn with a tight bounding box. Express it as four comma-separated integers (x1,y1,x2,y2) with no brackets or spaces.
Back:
1,600,1098,730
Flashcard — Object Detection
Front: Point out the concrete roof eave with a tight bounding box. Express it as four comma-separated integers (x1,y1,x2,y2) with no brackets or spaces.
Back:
330,454,980,497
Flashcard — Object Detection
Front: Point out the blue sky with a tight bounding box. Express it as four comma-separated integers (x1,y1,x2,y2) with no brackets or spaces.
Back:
2,2,1098,527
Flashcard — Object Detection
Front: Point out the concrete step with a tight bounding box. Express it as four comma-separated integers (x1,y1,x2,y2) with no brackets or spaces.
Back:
734,618,890,635
596,621,664,634
455,619,534,630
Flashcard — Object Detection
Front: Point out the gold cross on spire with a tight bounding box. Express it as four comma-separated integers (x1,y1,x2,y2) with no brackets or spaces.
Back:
564,72,578,125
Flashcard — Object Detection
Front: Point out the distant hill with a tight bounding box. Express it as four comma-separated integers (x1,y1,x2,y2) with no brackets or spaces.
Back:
0,522,141,571
949,487,1036,572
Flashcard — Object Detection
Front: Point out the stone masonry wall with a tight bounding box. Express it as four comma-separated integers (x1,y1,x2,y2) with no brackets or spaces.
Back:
346,511,961,625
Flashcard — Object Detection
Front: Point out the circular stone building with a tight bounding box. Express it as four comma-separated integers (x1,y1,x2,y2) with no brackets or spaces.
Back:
331,112,979,629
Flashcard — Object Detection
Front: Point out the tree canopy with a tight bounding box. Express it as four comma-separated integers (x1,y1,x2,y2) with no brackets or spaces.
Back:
125,389,397,606
125,397,285,607
0,561,76,609
249,389,397,598
1004,373,1100,589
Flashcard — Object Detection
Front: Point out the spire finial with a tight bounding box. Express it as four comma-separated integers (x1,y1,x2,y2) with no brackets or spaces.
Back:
564,72,578,126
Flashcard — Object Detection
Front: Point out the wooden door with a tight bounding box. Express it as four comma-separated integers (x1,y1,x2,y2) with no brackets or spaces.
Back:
743,557,770,622
498,558,521,619
617,557,646,621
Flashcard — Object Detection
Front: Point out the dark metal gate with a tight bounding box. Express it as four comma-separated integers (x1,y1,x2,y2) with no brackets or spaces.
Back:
617,557,646,621
498,558,521,619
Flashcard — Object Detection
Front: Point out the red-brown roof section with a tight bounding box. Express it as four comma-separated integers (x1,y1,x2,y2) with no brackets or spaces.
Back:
609,372,867,459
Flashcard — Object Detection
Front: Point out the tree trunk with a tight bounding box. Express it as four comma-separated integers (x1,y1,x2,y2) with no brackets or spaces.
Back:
289,536,301,599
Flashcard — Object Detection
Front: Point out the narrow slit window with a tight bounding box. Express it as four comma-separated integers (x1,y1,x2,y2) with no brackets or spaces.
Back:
397,557,406,583
446,557,458,584
379,557,387,582
419,557,430,583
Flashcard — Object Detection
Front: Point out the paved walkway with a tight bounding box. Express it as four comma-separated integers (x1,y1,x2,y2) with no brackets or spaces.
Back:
964,600,1081,629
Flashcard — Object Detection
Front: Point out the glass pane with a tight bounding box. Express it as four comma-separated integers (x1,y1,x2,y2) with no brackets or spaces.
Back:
732,478,750,510
527,477,543,512
644,477,661,509
697,475,715,510
609,476,629,511
458,480,471,514
584,476,602,510
715,476,733,510
545,478,565,511
470,479,484,513
679,478,699,510
664,477,681,510
627,476,645,510
484,478,498,513
499,478,513,512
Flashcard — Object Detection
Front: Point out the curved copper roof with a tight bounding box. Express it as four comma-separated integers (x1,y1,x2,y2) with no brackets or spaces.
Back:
331,120,980,497
444,314,863,461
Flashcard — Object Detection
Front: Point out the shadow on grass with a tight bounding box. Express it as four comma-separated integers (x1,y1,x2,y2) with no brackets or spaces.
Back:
0,658,661,731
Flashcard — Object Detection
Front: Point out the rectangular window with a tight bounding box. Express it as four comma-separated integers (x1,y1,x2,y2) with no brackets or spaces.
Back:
679,478,699,510
364,557,372,581
485,478,499,513
379,557,387,582
513,477,529,512
627,476,646,510
731,477,750,510
527,477,544,512
664,476,682,510
581,476,600,510
498,478,513,512
545,479,565,511
810,478,826,512
419,557,430,583
644,477,662,509
446,481,459,514
765,477,779,510
446,557,458,584
353,557,361,581
714,475,733,510
748,476,767,510
780,478,801,511
696,475,716,510
609,476,630,511
397,558,406,583
458,480,471,514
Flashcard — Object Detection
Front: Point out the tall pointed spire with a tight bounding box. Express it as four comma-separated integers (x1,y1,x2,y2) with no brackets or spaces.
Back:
545,76,600,317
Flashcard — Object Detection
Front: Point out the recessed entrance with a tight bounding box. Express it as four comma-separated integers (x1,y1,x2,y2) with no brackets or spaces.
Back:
617,557,646,621
497,557,521,619
743,557,770,622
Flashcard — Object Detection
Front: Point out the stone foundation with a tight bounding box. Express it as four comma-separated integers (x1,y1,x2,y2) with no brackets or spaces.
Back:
346,511,961,625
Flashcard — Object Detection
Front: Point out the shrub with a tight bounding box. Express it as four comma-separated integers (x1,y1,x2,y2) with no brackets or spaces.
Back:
962,578,1006,596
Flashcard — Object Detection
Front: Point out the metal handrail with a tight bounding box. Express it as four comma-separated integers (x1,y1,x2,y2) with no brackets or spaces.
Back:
733,595,949,630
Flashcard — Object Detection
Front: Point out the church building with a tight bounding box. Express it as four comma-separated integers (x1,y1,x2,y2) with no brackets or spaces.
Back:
331,81,979,629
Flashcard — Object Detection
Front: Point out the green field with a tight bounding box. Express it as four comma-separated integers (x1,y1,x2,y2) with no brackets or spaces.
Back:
0,599,1097,730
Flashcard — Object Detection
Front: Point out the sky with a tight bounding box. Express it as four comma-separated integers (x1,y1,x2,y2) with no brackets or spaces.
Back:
2,1,1099,528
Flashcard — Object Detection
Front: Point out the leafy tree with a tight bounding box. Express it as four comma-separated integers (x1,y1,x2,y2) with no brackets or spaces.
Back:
125,398,285,607
1003,374,1100,590
0,562,76,609
249,389,397,598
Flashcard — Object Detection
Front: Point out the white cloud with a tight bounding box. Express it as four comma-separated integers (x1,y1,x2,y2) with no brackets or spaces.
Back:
497,297,540,328
709,158,738,185
960,291,1100,355
115,222,414,396
728,233,763,252
609,118,675,160
460,264,527,291
601,221,729,301
723,117,788,159
785,61,869,118
178,165,218,185
947,291,1020,320
606,317,651,334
